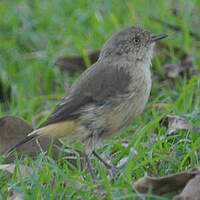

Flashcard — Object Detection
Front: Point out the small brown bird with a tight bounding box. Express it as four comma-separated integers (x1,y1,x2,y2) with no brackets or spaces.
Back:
6,27,167,180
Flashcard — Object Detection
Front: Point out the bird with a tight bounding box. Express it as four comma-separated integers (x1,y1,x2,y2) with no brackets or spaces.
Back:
5,27,167,181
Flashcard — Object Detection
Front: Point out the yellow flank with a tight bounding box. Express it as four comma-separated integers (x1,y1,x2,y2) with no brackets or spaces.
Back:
39,120,77,138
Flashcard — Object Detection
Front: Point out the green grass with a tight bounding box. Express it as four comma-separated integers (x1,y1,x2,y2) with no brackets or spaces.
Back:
0,0,200,199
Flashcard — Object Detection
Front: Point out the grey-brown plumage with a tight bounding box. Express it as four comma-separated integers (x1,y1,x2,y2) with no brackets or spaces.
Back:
40,64,131,127
6,27,167,158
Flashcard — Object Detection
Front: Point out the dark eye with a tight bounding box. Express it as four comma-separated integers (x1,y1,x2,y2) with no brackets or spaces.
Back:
133,37,140,44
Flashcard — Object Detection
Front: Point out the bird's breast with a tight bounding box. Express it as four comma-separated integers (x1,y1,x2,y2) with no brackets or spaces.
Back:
77,62,152,142
104,63,152,135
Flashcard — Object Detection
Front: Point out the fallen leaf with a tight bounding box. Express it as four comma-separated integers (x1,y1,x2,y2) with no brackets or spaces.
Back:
55,51,99,75
115,140,137,170
0,164,31,200
0,115,92,172
55,42,190,77
133,171,197,195
163,63,181,79
0,164,33,177
160,114,195,135
116,157,129,169
7,193,24,200
173,175,200,200
55,41,187,76
162,53,200,80
0,115,61,162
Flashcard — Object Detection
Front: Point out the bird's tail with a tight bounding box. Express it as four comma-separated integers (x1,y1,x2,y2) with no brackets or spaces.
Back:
4,129,40,157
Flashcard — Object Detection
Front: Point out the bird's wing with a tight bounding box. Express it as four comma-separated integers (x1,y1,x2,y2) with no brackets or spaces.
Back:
39,62,131,128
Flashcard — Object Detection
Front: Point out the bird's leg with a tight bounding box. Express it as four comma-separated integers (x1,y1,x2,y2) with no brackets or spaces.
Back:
93,151,114,169
85,154,96,182
93,151,118,178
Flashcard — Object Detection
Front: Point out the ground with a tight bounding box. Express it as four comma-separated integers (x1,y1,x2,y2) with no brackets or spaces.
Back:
0,0,200,199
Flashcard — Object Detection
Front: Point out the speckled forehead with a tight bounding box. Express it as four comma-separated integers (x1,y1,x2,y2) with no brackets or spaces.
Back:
130,27,152,38
104,27,152,47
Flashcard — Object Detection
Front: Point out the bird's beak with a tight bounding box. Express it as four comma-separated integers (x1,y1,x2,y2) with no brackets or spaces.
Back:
151,34,168,42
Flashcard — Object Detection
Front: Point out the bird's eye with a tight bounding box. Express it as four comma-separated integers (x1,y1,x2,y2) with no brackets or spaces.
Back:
133,37,140,44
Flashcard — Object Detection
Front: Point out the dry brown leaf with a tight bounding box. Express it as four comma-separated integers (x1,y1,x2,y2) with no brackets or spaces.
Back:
0,115,90,170
133,171,197,195
116,157,129,169
7,193,24,200
55,41,186,76
160,114,195,135
55,51,99,75
173,175,200,200
0,115,61,162
162,53,200,80
115,140,137,170
163,63,181,79
0,164,30,200
55,42,187,76
0,164,31,200
0,115,33,154
0,164,33,177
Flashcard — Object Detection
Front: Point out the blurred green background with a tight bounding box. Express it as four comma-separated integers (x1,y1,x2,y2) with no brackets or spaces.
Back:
0,0,200,199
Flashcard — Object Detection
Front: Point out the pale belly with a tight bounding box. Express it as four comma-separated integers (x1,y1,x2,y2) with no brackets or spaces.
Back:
104,65,151,138
75,63,152,153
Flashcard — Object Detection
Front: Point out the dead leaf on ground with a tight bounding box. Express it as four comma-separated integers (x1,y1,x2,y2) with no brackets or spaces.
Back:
173,175,200,200
160,114,195,135
133,169,198,195
162,54,200,80
55,51,99,75
0,115,61,162
115,140,138,170
133,166,200,198
0,163,32,200
162,63,181,79
54,41,181,75
0,164,33,177
0,115,88,169
7,193,24,200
